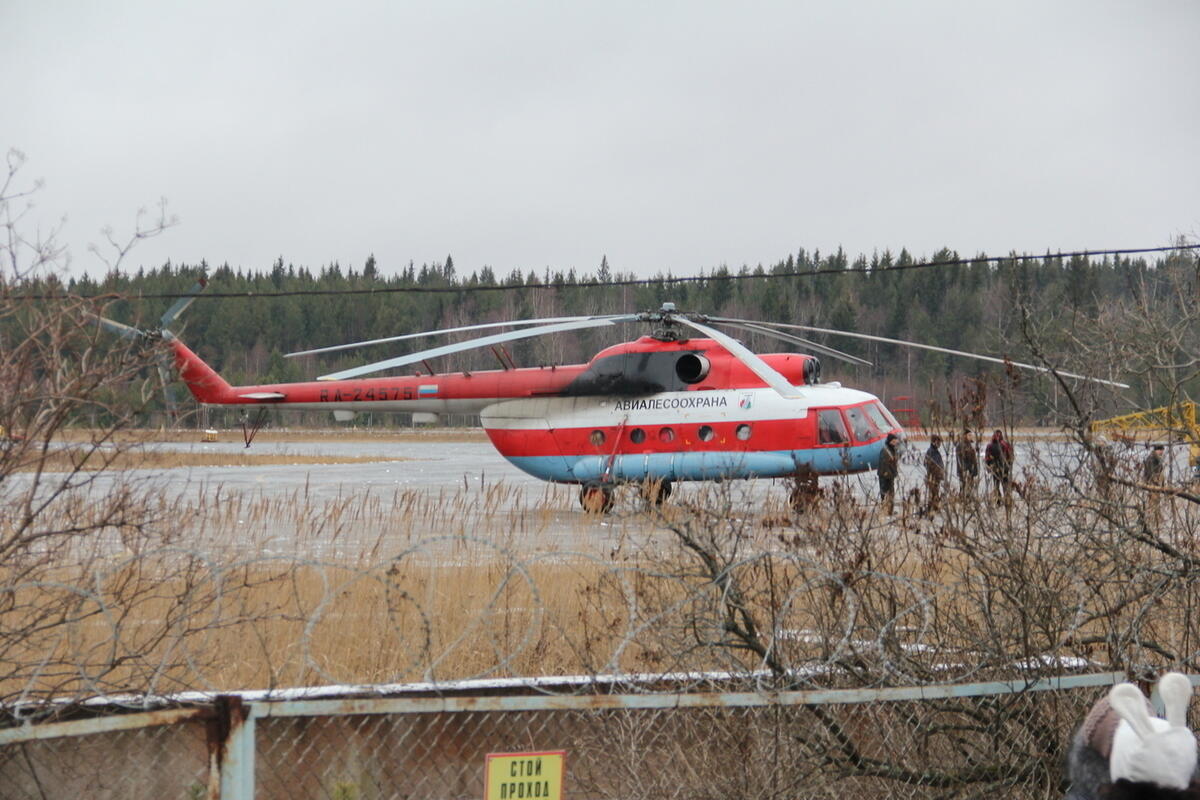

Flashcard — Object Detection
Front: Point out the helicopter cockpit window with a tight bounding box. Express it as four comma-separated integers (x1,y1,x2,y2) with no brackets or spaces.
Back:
876,402,901,430
817,409,849,445
630,428,646,444
864,403,891,433
590,430,606,446
698,425,715,442
845,406,877,442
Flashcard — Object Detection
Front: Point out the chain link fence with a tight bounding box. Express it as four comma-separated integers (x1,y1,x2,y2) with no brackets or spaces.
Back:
0,711,211,799
0,672,1136,799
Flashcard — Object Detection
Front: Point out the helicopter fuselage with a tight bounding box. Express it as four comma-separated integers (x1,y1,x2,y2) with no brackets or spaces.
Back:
482,384,895,483
170,334,902,484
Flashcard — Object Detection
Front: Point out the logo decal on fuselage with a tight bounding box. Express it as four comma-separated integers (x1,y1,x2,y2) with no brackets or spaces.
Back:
739,393,752,410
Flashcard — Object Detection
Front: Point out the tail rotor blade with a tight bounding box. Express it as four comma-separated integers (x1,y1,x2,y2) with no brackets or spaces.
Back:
159,276,208,329
156,355,178,422
92,314,146,341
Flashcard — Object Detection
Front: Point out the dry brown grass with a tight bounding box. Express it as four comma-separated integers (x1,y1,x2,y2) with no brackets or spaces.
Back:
0,552,650,694
1,477,651,696
6,460,1200,700
1,479,768,696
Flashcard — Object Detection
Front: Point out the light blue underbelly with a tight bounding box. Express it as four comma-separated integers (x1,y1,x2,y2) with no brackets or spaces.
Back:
503,442,883,484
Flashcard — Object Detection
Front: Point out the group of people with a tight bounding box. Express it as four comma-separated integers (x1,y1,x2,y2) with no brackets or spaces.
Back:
877,428,1189,514
876,428,1015,515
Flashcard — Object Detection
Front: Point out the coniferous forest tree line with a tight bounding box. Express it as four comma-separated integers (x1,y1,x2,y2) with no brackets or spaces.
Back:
14,245,1198,428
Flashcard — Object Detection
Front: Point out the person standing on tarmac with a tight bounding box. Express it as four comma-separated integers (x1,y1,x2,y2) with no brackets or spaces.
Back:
924,434,945,512
956,430,979,495
878,432,900,515
1142,444,1166,486
984,429,1014,501
1142,443,1167,521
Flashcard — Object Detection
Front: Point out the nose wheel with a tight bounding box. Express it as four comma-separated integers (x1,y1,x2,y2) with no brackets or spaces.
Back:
580,482,615,514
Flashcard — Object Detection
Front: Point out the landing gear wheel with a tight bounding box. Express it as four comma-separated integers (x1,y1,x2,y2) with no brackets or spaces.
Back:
641,478,673,507
580,482,615,514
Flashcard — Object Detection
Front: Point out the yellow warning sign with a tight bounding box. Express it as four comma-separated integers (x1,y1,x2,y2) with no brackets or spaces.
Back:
484,750,565,800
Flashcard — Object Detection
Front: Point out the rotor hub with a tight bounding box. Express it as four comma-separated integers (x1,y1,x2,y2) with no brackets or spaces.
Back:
643,302,706,342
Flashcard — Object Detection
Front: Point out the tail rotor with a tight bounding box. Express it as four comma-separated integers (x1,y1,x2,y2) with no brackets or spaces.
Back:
92,276,207,426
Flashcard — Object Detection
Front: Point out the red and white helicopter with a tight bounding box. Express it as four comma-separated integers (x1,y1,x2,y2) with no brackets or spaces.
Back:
96,279,1127,511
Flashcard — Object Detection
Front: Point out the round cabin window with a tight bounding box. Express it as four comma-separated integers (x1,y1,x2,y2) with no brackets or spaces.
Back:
589,430,606,446
630,428,646,444
659,427,676,443
736,424,752,441
698,425,715,442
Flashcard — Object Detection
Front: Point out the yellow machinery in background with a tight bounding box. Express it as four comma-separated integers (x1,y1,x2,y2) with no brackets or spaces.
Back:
1092,402,1200,483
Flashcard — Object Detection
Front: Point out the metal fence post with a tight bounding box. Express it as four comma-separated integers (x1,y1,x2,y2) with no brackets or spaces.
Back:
208,695,255,799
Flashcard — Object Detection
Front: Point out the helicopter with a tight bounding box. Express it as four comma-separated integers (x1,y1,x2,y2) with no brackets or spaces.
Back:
94,280,1128,512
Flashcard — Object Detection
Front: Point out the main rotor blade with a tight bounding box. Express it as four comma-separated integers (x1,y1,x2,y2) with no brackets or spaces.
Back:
288,314,631,359
319,317,638,381
673,317,803,399
712,320,873,367
715,318,1130,389
159,277,208,328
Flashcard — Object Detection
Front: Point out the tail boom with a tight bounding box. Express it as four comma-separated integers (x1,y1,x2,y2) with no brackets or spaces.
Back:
168,339,586,414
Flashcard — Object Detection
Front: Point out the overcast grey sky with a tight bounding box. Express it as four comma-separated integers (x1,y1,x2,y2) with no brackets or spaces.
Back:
5,0,1198,280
